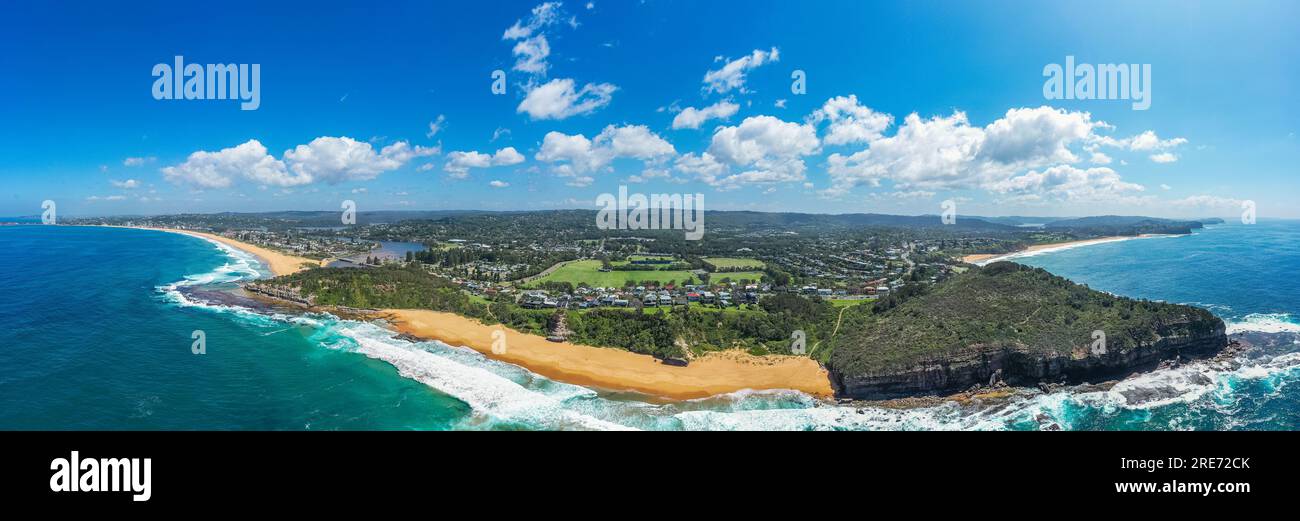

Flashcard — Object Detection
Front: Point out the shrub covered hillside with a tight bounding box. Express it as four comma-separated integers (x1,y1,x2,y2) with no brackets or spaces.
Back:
827,262,1226,398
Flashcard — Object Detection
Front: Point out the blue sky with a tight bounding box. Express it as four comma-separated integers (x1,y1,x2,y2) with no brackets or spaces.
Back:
1,0,1296,218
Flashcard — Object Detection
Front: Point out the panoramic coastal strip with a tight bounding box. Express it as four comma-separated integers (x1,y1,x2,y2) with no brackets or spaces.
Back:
65,212,1234,405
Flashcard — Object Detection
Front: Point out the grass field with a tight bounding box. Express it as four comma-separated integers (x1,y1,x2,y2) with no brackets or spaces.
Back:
526,260,763,288
703,257,765,270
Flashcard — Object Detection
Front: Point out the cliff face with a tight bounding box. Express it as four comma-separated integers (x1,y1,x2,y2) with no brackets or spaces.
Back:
826,262,1228,400
829,320,1227,399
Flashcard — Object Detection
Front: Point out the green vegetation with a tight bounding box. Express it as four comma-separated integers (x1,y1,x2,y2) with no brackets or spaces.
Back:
525,259,764,288
828,261,1222,375
702,257,766,270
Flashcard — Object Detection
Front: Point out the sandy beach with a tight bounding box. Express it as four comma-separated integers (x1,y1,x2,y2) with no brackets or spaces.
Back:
961,236,1141,265
384,309,835,400
126,227,318,276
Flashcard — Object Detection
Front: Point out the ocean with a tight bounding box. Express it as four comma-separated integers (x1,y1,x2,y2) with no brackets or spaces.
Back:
1,223,1297,430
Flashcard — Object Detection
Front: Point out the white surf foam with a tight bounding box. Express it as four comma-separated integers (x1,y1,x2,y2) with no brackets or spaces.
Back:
1226,313,1300,334
329,321,635,431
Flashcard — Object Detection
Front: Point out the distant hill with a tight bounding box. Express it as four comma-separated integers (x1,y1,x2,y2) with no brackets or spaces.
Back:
826,262,1227,399
1042,215,1203,235
699,211,1017,231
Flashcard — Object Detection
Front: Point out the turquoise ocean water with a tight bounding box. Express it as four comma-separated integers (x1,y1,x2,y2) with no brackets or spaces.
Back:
1,223,1297,430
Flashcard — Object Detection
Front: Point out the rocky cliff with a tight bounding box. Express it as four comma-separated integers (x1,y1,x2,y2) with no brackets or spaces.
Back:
826,262,1228,400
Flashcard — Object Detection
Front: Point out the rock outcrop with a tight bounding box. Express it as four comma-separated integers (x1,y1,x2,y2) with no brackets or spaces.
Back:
826,262,1228,400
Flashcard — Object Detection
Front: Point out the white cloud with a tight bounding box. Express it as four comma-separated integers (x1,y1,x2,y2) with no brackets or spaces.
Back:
163,140,299,189
502,3,569,75
671,100,740,130
536,124,675,178
511,35,551,74
444,147,526,178
86,195,127,201
989,165,1145,203
682,115,819,190
426,115,446,138
1169,195,1242,208
1150,152,1178,163
703,47,779,94
502,2,561,40
1091,130,1188,155
774,99,787,108
111,179,140,189
491,127,511,142
123,156,156,167
809,95,892,145
517,78,617,120
163,137,436,188
825,106,1108,197
1127,130,1188,151
489,180,510,188
1160,184,1172,190
566,175,594,187
284,137,438,184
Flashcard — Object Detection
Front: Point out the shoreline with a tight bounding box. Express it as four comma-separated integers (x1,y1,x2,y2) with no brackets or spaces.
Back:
961,235,1159,265
383,308,835,401
105,226,318,277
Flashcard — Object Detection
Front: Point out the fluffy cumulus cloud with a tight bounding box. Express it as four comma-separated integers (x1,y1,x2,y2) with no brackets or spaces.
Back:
676,115,818,190
111,179,140,189
163,140,300,189
536,124,675,181
824,106,1131,200
703,47,779,94
989,165,1145,203
283,137,438,184
517,78,617,120
1149,152,1178,163
1090,129,1188,163
671,100,739,130
502,2,563,74
443,147,526,178
504,3,617,121
163,137,437,188
123,156,156,167
809,95,892,145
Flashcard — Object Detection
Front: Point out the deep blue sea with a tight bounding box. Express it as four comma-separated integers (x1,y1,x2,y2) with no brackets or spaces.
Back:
1,223,1297,430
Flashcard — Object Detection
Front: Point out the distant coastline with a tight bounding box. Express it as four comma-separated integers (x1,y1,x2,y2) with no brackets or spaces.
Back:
961,235,1166,265
111,226,317,277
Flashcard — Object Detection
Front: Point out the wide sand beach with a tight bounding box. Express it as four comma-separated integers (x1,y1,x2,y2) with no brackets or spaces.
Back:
962,236,1143,265
385,308,835,400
